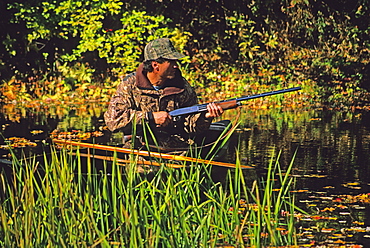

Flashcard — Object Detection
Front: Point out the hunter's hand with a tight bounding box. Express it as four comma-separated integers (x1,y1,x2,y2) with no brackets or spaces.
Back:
205,102,224,119
152,111,172,127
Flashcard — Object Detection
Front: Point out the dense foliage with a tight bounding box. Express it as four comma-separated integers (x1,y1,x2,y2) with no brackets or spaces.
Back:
0,0,369,108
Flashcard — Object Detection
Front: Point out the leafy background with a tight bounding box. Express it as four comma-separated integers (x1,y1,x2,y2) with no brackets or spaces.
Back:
0,0,369,109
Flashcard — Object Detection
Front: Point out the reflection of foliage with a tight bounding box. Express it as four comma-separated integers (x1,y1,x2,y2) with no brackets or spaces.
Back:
0,101,106,125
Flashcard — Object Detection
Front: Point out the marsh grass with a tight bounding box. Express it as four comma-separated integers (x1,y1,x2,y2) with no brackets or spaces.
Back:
0,144,300,247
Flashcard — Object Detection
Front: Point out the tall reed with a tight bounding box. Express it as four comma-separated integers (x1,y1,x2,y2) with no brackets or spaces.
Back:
0,144,300,247
241,149,301,247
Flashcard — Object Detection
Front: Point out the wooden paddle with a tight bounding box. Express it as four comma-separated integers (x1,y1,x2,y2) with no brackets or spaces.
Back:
74,152,187,169
53,139,254,169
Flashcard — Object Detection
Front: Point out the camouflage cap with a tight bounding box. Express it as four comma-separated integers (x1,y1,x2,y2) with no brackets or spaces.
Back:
144,38,185,61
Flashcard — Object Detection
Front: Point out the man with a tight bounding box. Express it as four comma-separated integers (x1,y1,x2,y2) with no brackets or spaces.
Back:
104,38,223,149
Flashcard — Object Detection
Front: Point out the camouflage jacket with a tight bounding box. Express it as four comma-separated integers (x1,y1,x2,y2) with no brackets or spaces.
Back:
104,63,212,148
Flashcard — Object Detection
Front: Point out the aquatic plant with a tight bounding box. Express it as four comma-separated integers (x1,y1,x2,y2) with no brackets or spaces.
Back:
0,144,300,247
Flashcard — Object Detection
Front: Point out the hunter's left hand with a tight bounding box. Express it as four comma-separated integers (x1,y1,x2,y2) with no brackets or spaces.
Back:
205,102,224,119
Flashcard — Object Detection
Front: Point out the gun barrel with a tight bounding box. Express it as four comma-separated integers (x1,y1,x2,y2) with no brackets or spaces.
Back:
169,86,301,117
237,86,301,102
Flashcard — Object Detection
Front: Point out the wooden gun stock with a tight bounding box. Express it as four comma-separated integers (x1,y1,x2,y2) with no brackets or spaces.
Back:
216,99,239,110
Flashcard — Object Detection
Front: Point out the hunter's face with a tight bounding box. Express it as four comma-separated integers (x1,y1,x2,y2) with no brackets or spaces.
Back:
157,60,178,82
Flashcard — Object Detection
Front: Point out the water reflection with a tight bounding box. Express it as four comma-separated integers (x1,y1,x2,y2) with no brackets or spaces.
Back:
225,109,370,193
1,104,370,246
224,109,370,246
1,105,370,191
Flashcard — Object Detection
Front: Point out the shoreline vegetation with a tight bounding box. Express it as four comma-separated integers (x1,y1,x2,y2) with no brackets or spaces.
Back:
0,1,369,112
1,144,302,247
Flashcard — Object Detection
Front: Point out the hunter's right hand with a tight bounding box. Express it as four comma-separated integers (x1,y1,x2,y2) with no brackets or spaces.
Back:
152,111,172,127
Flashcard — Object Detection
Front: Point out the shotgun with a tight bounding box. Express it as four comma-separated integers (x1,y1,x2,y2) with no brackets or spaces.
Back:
169,86,301,117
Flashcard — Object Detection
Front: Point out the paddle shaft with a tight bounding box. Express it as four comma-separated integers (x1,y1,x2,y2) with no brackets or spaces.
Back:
75,152,186,168
53,139,253,169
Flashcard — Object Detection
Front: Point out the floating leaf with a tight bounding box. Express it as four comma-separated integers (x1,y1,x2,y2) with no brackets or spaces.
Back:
30,130,44,135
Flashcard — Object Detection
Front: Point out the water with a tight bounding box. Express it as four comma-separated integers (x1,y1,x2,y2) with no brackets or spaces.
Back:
1,104,370,246
229,109,370,192
227,109,370,246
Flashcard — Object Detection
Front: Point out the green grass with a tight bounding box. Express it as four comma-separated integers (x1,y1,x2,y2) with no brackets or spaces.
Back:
0,145,301,247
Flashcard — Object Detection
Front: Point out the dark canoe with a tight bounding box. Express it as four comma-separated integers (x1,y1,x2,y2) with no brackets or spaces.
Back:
53,119,248,170
69,120,235,168
194,120,232,159
100,120,232,160
1,120,252,172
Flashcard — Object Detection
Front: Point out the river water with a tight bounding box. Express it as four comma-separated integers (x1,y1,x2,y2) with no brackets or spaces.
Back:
1,104,370,246
227,108,370,246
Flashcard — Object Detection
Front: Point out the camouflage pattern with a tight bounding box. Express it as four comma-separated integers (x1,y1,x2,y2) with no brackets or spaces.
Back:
104,63,212,149
144,38,185,61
